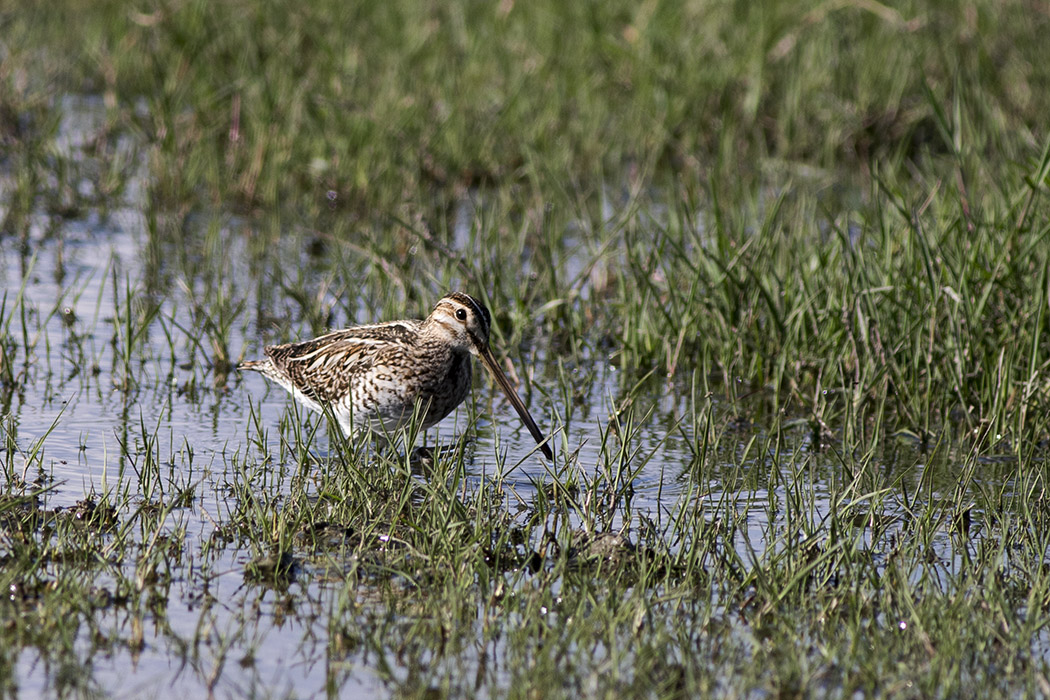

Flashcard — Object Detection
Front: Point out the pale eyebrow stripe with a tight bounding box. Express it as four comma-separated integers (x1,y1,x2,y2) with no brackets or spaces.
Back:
461,294,489,337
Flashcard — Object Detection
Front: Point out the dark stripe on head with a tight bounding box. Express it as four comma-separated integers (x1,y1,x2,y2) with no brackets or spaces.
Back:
443,292,491,339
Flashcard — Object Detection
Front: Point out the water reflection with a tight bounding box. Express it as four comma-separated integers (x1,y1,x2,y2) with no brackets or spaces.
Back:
0,100,1028,700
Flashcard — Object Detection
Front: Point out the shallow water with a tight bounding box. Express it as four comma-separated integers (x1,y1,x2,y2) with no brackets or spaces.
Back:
0,224,981,696
0,98,1020,698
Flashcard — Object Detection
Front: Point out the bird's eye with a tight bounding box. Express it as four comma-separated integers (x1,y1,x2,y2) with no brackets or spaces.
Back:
455,308,468,321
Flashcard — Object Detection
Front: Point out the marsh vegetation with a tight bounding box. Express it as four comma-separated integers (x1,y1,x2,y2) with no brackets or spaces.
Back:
2,0,1050,697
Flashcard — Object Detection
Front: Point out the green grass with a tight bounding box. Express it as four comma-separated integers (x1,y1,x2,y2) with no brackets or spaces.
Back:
4,0,1048,216
3,0,1050,697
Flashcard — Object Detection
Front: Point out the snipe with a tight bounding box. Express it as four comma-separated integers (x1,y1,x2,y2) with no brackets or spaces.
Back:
238,292,553,460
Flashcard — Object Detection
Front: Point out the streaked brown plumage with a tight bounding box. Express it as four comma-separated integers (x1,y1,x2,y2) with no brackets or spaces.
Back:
238,292,553,460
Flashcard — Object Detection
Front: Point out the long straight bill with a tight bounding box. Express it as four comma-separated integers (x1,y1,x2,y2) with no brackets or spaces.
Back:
477,346,554,461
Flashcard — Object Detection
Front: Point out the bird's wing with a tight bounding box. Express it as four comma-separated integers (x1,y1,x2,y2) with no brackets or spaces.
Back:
266,322,420,402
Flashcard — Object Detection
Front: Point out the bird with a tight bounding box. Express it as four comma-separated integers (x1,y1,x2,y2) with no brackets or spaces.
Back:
238,292,554,460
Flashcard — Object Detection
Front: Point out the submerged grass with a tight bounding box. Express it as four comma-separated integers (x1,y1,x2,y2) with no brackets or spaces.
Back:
2,0,1050,697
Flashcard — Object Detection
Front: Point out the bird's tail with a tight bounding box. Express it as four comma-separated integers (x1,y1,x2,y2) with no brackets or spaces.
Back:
236,359,268,372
